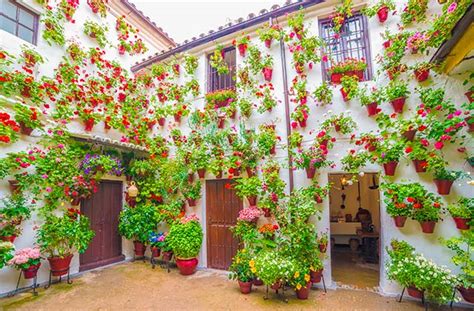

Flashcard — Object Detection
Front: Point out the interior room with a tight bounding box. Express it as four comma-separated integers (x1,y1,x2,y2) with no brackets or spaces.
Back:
328,173,380,289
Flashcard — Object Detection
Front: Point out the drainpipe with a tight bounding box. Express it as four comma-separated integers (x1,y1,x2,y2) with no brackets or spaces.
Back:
276,18,295,193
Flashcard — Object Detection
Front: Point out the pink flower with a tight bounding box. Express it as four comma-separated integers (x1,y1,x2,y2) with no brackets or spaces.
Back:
447,2,457,13
434,141,444,149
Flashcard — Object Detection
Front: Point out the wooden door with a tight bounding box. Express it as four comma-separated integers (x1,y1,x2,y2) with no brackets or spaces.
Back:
80,180,124,271
206,179,242,270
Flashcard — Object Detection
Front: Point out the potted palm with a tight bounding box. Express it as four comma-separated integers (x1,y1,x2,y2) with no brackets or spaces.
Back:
234,176,261,206
36,212,94,276
166,214,203,275
118,203,158,257
8,247,42,279
447,198,472,230
229,249,254,294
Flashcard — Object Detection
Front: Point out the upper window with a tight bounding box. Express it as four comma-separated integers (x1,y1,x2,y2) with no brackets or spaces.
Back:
0,0,39,44
207,47,236,92
319,13,372,81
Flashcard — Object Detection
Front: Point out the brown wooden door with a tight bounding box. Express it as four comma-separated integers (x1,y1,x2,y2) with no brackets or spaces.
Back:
206,179,242,270
80,180,124,271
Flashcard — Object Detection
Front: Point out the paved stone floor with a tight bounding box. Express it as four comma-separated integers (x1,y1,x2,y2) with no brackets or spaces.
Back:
0,261,471,310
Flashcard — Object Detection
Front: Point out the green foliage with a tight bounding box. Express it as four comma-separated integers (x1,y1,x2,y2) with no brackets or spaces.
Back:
0,242,14,269
384,80,410,101
229,248,255,282
447,197,473,219
313,82,333,106
252,249,296,286
442,231,474,289
36,213,94,258
84,20,109,48
118,203,158,243
166,217,203,258
41,9,65,46
400,0,428,26
234,176,261,198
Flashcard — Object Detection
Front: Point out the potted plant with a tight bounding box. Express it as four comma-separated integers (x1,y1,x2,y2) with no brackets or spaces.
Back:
118,203,158,257
0,194,32,227
237,206,262,223
183,181,201,207
404,140,430,173
209,45,229,75
358,86,382,116
313,82,333,106
256,83,278,113
411,192,443,234
362,0,396,23
400,0,429,26
291,104,309,128
252,249,295,290
443,232,474,303
233,33,251,57
166,214,203,275
384,80,410,113
406,31,429,54
321,111,357,134
83,20,108,48
317,231,329,253
189,145,209,179
0,241,15,269
87,0,108,17
36,212,94,276
447,198,472,230
41,10,66,46
288,10,305,39
291,263,311,300
426,155,467,195
293,145,333,179
148,231,164,258
310,257,324,284
327,58,367,83
374,139,404,176
261,54,273,82
20,45,44,67
234,176,261,206
8,247,42,279
382,183,414,228
13,104,41,135
0,112,20,144
288,131,303,149
205,89,237,109
229,249,255,294
340,75,360,102
257,124,278,155
257,23,282,48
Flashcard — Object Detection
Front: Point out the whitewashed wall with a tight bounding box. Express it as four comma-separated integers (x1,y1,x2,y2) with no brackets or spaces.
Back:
149,0,473,296
0,0,160,295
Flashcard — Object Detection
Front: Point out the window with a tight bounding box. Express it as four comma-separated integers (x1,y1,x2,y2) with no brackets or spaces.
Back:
207,47,236,92
319,13,372,81
0,0,39,44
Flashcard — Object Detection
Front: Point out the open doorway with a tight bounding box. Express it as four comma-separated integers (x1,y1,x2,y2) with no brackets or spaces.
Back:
328,173,380,289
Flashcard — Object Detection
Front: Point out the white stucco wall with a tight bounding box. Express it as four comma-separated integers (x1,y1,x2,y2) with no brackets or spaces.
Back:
0,0,161,295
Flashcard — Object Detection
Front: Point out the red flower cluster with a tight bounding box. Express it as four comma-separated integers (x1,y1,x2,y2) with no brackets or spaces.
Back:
0,112,20,143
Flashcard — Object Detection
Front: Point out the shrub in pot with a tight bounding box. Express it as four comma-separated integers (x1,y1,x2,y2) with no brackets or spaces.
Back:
443,231,474,303
234,176,262,207
36,212,94,276
8,247,42,279
447,198,472,230
310,258,324,283
292,145,333,179
229,249,255,294
252,249,295,290
118,203,158,257
166,214,203,275
387,240,457,304
404,140,429,173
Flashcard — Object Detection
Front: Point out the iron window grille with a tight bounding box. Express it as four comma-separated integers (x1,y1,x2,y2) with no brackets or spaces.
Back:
319,13,373,81
207,46,236,92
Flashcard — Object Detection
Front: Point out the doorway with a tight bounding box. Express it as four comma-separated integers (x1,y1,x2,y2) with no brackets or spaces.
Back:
206,179,242,270
328,173,380,289
80,180,124,271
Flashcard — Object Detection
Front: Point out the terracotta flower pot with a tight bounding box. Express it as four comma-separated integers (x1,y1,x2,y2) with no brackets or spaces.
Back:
340,87,349,102
174,114,181,123
215,171,223,179
176,257,198,275
217,116,225,129
71,197,81,206
334,124,341,132
188,173,195,183
465,91,473,103
84,118,95,132
247,196,257,206
465,116,474,132
453,217,470,230
458,286,474,303
390,97,406,113
419,221,436,234
158,117,165,126
197,169,206,179
393,216,407,228
383,161,398,176
414,68,429,82
48,255,73,276
187,198,196,207
319,243,327,253
19,122,33,135
253,278,264,286
246,167,255,177
270,281,282,290
262,67,273,82
433,179,454,195
377,6,389,23
331,73,342,84
296,282,311,299
407,286,424,299
262,208,271,217
133,241,146,257
298,119,307,128
305,166,316,179
23,263,41,279
310,269,323,283
162,251,173,262
412,160,428,173
402,129,416,141
151,247,161,258
366,102,379,116
238,280,252,294
315,195,323,204
264,39,272,48
9,180,20,194
238,44,247,57
270,145,276,155
0,235,16,243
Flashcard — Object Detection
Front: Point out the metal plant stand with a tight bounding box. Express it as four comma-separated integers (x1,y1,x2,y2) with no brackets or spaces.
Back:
311,274,327,293
398,287,428,311
263,283,289,303
45,267,72,289
9,271,39,297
